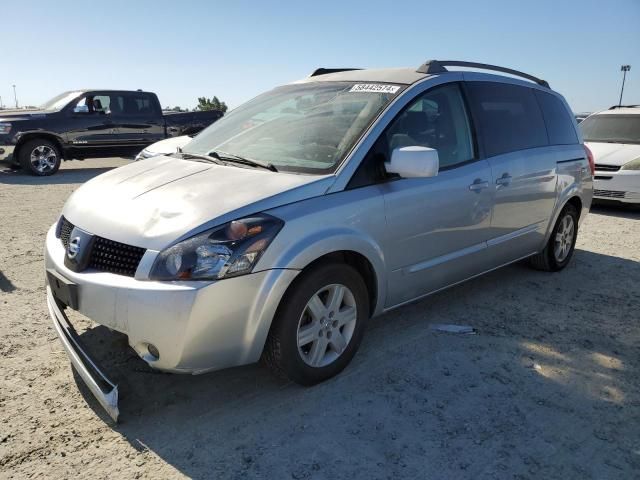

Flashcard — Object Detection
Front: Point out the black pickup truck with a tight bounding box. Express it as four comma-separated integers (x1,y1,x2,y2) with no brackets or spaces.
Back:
0,90,223,175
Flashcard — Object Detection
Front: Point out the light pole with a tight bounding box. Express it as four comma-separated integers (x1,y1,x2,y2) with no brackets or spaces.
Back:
619,65,631,107
0,95,3,109
12,84,18,109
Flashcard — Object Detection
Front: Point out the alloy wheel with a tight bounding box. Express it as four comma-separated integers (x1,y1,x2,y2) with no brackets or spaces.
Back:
30,145,58,174
554,214,575,263
296,283,357,368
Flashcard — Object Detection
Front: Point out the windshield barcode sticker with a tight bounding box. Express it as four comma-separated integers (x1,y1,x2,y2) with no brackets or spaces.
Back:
349,84,401,94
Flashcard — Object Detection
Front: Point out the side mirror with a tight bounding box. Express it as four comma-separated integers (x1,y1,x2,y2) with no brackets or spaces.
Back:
73,105,89,114
385,146,439,178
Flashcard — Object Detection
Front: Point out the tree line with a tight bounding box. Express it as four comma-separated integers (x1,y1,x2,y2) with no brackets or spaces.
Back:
164,96,228,113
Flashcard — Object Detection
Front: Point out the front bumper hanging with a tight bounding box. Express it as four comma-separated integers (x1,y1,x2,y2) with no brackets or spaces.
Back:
46,286,119,422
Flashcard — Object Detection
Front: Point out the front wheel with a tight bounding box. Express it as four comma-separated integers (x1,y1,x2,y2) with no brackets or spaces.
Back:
19,138,62,176
263,262,369,386
529,203,579,271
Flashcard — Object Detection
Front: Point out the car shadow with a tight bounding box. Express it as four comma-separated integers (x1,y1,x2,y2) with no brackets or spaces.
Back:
0,270,16,292
69,248,640,478
0,166,117,185
590,202,640,219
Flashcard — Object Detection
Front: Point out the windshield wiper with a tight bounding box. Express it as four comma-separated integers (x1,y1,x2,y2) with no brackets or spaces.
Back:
209,150,278,172
175,151,225,165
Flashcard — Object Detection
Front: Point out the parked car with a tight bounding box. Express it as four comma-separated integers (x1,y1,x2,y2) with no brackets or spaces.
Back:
44,60,592,420
0,90,222,176
134,135,192,161
580,105,640,204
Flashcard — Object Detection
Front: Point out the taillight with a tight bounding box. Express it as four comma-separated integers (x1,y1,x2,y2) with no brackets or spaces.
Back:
584,144,595,176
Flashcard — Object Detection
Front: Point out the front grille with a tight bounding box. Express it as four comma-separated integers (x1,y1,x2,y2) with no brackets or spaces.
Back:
594,189,626,198
57,217,145,277
594,164,621,172
88,237,146,277
59,217,74,248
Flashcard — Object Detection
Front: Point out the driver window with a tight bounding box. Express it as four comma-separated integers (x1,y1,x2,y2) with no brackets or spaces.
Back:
73,95,111,115
385,83,474,169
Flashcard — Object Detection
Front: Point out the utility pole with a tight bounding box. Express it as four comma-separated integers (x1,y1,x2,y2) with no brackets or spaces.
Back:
619,65,631,107
0,95,3,109
12,84,18,109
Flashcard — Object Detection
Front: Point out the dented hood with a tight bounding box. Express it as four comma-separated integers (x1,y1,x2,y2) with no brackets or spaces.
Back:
63,156,334,250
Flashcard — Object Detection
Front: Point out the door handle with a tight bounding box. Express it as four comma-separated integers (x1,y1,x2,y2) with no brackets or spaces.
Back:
469,179,489,192
496,174,512,187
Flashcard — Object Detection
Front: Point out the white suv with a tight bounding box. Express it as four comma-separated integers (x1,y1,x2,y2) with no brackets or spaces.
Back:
581,106,640,204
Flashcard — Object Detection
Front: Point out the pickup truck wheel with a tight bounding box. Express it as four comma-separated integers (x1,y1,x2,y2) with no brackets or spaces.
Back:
529,203,578,272
19,139,62,176
263,262,369,386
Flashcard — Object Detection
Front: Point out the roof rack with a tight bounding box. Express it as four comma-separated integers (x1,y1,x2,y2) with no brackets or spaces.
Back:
309,68,362,77
416,60,550,88
608,104,640,110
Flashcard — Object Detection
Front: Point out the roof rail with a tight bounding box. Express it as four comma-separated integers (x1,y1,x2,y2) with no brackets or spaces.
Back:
608,104,640,110
309,68,362,77
416,60,550,88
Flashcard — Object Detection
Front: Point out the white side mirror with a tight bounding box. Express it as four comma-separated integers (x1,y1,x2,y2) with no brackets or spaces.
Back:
385,146,439,178
73,105,89,114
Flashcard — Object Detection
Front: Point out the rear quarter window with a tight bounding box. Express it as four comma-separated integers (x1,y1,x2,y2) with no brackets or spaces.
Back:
534,90,578,145
467,82,548,157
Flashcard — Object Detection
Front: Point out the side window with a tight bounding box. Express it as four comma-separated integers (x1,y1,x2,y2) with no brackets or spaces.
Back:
534,90,578,145
467,82,548,157
385,83,474,169
115,93,158,116
72,95,110,114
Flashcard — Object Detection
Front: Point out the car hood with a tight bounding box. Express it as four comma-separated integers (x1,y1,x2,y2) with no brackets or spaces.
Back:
146,135,191,155
0,110,50,121
585,141,640,167
63,156,335,251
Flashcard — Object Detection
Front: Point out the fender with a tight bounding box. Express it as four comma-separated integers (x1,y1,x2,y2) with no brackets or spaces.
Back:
262,226,387,316
542,164,592,246
14,129,67,156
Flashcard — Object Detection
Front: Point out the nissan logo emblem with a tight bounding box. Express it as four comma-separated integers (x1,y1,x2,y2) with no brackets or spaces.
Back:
67,236,81,259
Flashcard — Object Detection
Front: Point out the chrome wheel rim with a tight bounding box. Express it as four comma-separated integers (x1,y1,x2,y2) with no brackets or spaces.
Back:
554,214,575,262
297,283,357,368
30,145,58,173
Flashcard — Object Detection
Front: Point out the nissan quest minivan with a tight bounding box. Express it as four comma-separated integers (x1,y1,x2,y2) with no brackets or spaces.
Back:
45,60,593,420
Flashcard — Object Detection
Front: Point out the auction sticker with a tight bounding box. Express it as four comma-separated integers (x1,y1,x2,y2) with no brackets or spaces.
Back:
349,84,401,94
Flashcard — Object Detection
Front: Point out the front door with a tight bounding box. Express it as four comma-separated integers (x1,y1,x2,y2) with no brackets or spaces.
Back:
378,83,495,307
65,94,119,156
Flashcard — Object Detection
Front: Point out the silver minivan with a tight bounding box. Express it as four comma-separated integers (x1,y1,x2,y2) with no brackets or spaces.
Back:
45,60,593,420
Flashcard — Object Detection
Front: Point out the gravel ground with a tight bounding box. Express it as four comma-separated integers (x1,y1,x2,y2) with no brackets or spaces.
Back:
1,158,639,479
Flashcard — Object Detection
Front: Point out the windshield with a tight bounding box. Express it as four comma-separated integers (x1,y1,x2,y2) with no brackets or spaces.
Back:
183,82,402,173
580,114,640,144
41,91,83,111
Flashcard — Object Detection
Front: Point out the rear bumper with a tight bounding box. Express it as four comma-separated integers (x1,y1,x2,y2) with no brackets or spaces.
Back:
593,171,640,203
0,144,15,162
47,286,119,421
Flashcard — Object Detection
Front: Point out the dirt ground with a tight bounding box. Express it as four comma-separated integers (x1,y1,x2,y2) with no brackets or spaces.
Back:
0,158,638,480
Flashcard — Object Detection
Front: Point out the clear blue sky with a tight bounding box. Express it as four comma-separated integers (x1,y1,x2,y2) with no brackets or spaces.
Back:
3,0,639,113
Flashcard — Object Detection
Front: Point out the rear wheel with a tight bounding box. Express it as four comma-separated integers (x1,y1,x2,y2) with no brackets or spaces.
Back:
529,203,579,271
19,138,62,176
263,262,369,385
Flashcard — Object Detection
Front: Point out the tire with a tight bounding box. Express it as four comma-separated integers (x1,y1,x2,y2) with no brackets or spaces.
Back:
263,262,370,386
18,138,62,176
529,203,579,272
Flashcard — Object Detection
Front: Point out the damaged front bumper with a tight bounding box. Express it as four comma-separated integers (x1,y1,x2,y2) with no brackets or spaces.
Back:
46,286,119,422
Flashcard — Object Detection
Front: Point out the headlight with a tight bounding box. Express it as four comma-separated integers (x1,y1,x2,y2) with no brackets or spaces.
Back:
621,157,640,171
149,214,283,281
0,123,11,135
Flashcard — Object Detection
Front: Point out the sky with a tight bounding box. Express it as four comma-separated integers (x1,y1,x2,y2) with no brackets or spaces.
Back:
2,0,639,113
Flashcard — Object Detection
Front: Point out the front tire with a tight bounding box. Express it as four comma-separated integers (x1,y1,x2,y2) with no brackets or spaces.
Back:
263,262,369,386
529,203,579,272
19,138,62,176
